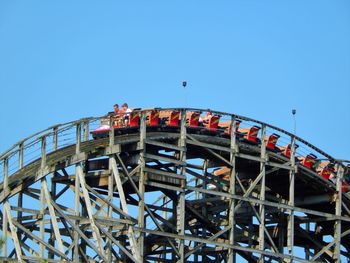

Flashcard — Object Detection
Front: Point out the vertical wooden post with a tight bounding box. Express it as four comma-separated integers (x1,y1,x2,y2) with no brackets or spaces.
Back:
73,123,81,262
2,158,8,257
107,115,114,262
287,136,296,259
228,116,237,263
4,202,23,262
201,159,208,261
334,163,343,262
39,136,46,257
83,120,89,142
49,173,57,259
177,109,187,263
138,110,146,261
53,126,58,151
17,142,24,249
258,125,266,262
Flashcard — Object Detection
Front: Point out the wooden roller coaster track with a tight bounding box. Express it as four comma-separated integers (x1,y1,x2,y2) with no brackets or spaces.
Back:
0,108,349,262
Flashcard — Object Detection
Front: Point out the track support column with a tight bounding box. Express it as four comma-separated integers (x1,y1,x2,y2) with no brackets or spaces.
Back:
258,125,266,262
287,136,296,260
177,109,187,263
334,164,343,262
39,136,47,258
138,110,147,261
4,202,23,262
228,116,238,263
17,142,24,257
73,123,81,262
106,115,115,262
2,158,8,257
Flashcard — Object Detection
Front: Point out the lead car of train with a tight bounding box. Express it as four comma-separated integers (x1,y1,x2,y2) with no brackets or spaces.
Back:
91,108,350,193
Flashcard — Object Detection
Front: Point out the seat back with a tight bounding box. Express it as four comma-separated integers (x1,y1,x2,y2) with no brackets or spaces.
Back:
281,144,299,159
245,126,260,143
149,110,160,126
189,112,200,127
129,112,140,127
342,181,349,193
208,115,220,129
266,133,280,150
319,163,335,180
169,110,180,126
301,154,317,169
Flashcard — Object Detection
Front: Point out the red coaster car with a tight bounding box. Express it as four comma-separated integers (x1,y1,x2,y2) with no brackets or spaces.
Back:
239,125,260,144
265,133,280,151
279,144,299,159
298,153,317,169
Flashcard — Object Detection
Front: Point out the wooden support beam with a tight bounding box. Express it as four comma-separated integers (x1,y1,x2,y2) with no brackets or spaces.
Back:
110,158,142,262
333,164,343,262
287,137,296,258
134,226,315,263
49,198,108,262
11,219,69,260
236,176,279,254
186,134,232,167
258,125,266,262
228,116,237,263
176,109,187,263
116,154,181,258
4,203,23,262
41,179,65,253
2,158,8,257
145,139,185,152
76,165,104,255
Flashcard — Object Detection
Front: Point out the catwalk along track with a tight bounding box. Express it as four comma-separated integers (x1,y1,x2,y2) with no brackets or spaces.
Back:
0,108,349,263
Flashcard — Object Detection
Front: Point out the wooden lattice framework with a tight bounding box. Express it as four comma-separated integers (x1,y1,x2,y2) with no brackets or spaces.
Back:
0,108,349,262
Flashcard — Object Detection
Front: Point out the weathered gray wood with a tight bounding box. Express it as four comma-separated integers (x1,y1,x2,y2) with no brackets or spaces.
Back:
228,116,237,263
11,218,69,260
41,179,65,253
258,125,266,262
4,203,23,262
145,138,185,151
110,158,141,262
176,109,187,263
2,158,8,257
138,111,146,261
333,164,343,262
76,165,104,254
287,137,296,257
49,197,108,262
0,109,349,262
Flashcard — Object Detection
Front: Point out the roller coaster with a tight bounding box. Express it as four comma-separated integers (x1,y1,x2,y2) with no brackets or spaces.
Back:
0,108,349,262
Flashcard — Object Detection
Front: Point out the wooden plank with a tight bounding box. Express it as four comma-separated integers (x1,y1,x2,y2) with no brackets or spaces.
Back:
110,158,141,262
41,179,65,253
145,139,185,152
4,203,23,262
144,153,186,166
144,167,185,180
11,218,69,260
76,165,104,254
145,181,184,192
48,200,108,262
186,139,232,153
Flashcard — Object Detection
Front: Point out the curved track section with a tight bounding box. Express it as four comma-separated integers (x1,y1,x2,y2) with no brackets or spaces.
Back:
0,108,349,263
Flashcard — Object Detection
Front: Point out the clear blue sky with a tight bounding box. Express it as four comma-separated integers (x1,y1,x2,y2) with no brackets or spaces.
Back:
0,0,349,160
